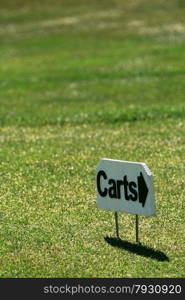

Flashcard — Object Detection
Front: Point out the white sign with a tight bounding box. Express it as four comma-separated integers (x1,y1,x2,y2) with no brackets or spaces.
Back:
96,158,155,216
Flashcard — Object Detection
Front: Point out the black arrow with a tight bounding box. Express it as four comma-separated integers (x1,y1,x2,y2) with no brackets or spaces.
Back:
137,172,148,207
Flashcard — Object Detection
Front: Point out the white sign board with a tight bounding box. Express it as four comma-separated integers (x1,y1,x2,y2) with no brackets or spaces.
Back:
96,158,155,216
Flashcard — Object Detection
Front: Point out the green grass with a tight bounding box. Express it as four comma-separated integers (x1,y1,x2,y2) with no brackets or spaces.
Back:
0,0,185,278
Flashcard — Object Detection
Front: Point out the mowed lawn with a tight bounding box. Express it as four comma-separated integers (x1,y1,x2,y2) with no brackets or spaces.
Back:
0,0,185,277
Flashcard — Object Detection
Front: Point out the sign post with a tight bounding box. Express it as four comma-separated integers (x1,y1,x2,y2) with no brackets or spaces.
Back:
114,212,119,239
136,214,139,244
96,158,156,243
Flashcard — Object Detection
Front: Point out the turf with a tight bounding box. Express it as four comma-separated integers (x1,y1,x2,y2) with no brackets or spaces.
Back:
0,0,185,277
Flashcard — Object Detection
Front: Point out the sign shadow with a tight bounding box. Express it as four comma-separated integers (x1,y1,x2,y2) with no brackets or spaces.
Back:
104,236,169,262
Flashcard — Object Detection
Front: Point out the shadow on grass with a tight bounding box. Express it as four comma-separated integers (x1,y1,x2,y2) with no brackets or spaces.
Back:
104,236,169,262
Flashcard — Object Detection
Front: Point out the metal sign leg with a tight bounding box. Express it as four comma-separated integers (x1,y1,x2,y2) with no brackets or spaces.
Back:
136,214,139,244
114,212,119,239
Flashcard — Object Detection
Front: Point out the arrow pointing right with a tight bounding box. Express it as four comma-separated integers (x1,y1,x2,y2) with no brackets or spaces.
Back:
137,172,148,207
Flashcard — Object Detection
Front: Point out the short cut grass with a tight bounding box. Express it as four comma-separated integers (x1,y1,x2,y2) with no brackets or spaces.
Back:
0,0,185,277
